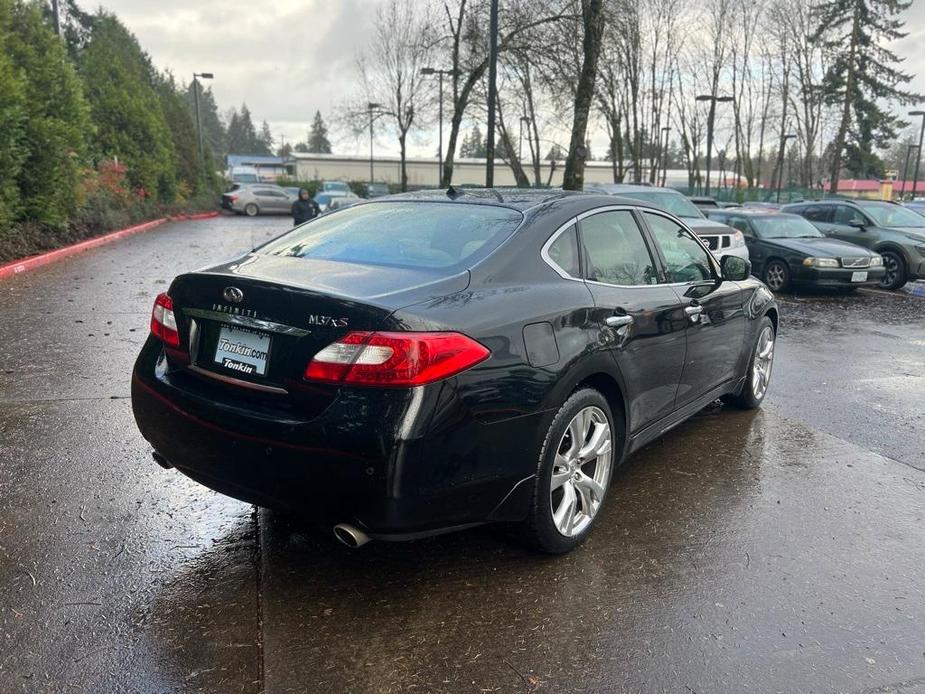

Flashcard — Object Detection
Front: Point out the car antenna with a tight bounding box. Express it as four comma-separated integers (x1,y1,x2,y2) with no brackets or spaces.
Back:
446,185,464,199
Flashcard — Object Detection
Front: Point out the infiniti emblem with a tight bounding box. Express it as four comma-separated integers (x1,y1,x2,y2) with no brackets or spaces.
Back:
223,286,244,304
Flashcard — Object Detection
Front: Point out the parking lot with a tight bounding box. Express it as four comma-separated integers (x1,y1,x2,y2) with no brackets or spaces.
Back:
1,215,924,693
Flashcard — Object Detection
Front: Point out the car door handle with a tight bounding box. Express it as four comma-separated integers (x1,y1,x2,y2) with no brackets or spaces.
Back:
605,315,634,328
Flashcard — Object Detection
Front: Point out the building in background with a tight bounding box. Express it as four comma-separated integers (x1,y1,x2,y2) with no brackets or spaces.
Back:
226,154,294,183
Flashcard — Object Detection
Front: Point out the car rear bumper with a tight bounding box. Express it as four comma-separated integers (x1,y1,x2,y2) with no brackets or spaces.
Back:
131,339,538,537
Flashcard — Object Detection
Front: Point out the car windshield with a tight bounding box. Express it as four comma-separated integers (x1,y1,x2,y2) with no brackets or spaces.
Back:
619,191,704,219
259,202,523,269
315,194,333,205
858,202,925,228
751,215,823,239
324,182,350,193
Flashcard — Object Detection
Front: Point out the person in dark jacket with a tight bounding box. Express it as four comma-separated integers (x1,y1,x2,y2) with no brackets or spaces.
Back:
291,188,319,226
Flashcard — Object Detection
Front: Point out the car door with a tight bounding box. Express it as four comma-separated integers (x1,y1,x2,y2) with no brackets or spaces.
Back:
576,208,687,432
641,210,747,407
824,205,877,251
726,215,763,274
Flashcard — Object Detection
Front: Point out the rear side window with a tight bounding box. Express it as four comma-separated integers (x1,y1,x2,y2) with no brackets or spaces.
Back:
580,211,658,286
259,202,523,269
546,225,581,277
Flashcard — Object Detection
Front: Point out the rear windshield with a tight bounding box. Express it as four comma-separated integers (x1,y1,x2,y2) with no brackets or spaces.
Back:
619,191,704,219
259,202,523,269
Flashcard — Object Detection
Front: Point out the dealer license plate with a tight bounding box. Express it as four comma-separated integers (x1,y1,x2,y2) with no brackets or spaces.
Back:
213,324,271,376
851,271,868,282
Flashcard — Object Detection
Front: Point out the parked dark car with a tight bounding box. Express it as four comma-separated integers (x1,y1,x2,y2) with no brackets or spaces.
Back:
132,189,777,553
782,199,925,289
689,196,740,211
708,209,884,292
586,184,749,262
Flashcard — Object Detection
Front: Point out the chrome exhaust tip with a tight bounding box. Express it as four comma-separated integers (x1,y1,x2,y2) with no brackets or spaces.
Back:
333,523,370,548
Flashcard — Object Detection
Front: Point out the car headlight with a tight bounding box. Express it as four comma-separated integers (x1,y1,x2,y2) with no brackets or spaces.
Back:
915,244,925,254
802,257,839,268
731,230,746,248
869,255,883,266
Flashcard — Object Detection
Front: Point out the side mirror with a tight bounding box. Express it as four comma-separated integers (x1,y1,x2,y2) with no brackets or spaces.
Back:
720,255,751,281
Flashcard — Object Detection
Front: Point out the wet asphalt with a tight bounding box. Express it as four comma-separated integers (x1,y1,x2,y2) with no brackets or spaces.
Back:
1,216,924,694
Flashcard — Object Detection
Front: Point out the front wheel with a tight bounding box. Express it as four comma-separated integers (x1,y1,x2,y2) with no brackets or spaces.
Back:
518,388,619,554
244,203,259,217
878,250,907,290
724,316,775,410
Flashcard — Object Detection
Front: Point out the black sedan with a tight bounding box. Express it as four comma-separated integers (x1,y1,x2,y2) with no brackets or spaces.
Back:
132,189,778,553
708,209,885,292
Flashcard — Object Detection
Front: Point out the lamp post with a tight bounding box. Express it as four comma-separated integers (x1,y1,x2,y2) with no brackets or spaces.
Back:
421,67,458,187
901,144,918,199
775,133,797,203
661,126,671,187
485,0,499,187
695,93,733,196
909,110,925,200
367,102,382,188
192,72,214,167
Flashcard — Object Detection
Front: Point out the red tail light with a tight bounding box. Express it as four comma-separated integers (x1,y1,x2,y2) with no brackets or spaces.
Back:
304,331,490,387
150,293,180,347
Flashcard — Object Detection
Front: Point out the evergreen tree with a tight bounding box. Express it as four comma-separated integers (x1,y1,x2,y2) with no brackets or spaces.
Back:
293,142,309,153
258,120,274,155
157,73,208,194
226,103,261,153
0,16,25,231
459,126,486,158
545,143,565,161
186,82,225,161
80,13,177,201
4,0,90,227
814,0,919,191
307,110,332,153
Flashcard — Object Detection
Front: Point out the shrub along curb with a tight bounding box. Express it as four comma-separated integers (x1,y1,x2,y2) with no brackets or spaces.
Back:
0,211,220,281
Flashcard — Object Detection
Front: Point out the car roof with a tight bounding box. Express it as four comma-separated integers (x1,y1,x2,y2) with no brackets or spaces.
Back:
585,183,675,194
386,187,592,211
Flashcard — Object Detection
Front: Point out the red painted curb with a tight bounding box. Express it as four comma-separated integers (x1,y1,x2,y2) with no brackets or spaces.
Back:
0,210,219,281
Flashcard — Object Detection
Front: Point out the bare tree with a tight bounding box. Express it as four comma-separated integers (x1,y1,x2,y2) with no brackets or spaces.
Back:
563,0,606,190
356,0,434,191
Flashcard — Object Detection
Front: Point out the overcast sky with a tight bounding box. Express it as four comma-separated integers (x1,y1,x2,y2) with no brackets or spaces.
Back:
96,0,925,158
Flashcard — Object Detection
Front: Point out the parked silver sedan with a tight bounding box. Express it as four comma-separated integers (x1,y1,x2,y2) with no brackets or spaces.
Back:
221,185,297,216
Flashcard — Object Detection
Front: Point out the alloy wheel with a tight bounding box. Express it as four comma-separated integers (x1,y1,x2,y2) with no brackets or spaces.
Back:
752,325,775,400
765,262,786,291
549,406,613,537
879,253,899,289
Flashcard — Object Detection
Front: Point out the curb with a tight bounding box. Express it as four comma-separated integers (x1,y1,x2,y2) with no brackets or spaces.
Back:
0,211,220,281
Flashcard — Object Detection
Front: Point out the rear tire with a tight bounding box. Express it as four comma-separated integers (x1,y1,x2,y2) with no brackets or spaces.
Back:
244,203,259,217
518,388,621,554
763,259,790,292
724,316,775,410
878,250,907,290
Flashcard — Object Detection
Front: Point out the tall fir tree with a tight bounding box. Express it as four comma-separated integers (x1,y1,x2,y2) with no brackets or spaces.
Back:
307,111,332,153
814,0,919,190
258,120,274,155
459,126,486,158
3,0,90,227
80,12,177,201
226,103,261,153
0,5,26,232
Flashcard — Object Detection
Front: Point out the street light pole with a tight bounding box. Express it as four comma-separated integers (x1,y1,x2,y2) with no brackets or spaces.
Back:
695,94,733,196
368,102,382,188
485,0,499,187
422,68,458,187
775,133,797,203
661,126,671,187
901,144,918,199
909,110,925,200
192,72,214,169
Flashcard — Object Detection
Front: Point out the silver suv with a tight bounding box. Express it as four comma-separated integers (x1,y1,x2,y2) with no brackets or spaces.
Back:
221,184,297,216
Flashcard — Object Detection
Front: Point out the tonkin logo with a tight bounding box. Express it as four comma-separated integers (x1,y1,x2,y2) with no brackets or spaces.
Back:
223,286,244,304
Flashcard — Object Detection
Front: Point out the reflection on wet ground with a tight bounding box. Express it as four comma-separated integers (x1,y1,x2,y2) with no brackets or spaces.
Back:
1,218,924,693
